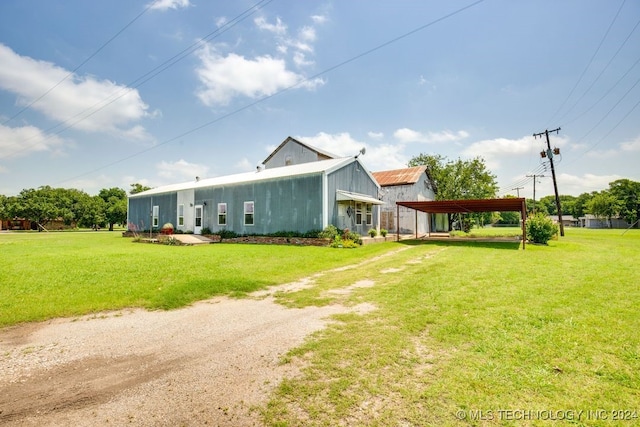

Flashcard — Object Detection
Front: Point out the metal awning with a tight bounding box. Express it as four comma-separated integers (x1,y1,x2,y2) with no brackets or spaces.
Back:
396,198,528,249
336,190,384,205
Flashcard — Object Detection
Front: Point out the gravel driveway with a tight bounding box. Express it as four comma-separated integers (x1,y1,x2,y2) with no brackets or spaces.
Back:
0,290,354,426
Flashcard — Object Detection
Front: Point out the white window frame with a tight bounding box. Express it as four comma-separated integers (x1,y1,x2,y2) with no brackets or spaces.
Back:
355,202,362,224
244,201,254,226
218,203,227,226
366,204,373,226
152,205,159,228
177,204,184,226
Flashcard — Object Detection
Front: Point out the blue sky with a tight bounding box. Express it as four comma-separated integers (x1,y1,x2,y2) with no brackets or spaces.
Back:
1,0,638,199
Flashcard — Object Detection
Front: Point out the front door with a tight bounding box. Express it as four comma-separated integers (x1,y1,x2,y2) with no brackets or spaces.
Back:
194,205,203,234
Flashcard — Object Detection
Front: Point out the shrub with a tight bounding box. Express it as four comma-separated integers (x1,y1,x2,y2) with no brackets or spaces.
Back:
380,228,388,237
201,227,212,235
526,213,558,244
319,225,339,240
368,228,377,237
217,229,238,239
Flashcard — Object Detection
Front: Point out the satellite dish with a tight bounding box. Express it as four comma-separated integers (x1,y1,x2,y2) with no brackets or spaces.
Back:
360,147,366,156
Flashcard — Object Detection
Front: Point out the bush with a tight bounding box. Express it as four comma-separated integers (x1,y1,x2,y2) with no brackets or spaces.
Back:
368,228,377,237
319,225,339,240
380,228,388,237
201,227,212,235
526,213,558,244
217,229,239,239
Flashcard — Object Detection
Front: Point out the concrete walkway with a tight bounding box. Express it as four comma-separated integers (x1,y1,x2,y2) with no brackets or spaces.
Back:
170,234,215,245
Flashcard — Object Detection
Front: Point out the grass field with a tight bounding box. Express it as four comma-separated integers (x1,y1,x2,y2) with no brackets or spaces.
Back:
2,228,639,425
0,231,393,326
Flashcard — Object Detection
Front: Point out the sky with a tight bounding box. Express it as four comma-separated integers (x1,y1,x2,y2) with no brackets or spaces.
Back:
0,0,639,200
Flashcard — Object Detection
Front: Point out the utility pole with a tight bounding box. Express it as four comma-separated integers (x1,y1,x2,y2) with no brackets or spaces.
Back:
512,186,524,197
533,128,564,236
526,174,545,213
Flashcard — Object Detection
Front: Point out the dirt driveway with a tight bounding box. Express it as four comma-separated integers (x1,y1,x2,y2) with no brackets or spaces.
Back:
0,289,357,426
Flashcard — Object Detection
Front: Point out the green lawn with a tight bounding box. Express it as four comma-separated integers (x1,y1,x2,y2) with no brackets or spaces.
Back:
2,229,638,426
263,228,640,426
0,231,393,326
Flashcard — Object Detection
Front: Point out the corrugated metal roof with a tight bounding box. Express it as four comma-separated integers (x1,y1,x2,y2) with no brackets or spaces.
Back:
129,157,355,198
396,198,527,214
372,166,427,186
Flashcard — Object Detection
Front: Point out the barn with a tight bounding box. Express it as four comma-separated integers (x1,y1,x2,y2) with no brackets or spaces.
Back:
127,140,383,236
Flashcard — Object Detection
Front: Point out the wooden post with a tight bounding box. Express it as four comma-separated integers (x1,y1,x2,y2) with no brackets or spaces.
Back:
396,203,400,242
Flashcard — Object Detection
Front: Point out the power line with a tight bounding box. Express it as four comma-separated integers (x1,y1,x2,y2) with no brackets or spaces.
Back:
533,128,564,236
1,0,158,127
1,0,275,160
55,0,487,185
545,0,627,127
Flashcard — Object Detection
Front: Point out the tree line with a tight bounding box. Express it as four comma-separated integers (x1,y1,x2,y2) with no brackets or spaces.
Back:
408,153,639,228
0,183,150,231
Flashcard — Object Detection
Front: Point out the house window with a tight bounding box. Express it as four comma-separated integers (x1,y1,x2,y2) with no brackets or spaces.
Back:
218,203,227,225
244,201,254,226
355,202,362,224
366,204,372,225
152,205,159,228
178,204,184,226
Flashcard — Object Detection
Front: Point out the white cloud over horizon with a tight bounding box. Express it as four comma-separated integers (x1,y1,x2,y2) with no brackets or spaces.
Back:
393,128,470,144
156,159,209,181
0,44,153,142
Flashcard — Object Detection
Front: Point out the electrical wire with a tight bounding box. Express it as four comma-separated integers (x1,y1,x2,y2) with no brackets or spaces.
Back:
55,0,486,185
545,0,627,127
1,0,275,160
1,0,157,127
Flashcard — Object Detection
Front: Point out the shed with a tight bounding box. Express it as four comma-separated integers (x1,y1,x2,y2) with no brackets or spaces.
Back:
372,166,436,235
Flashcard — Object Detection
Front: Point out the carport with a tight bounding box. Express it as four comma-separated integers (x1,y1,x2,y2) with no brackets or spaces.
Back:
395,198,528,249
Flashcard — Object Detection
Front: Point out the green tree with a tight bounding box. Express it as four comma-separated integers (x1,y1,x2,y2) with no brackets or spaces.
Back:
12,186,61,231
99,187,127,231
129,183,151,195
608,179,640,227
408,154,498,230
586,191,623,228
74,195,107,229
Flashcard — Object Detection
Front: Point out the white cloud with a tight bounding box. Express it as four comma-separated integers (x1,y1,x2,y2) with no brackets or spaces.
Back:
148,0,191,11
367,131,384,140
296,132,408,172
215,16,228,28
254,16,287,35
0,44,152,140
311,15,327,24
621,135,640,151
234,157,254,171
462,135,571,170
156,159,209,180
393,128,470,144
558,173,622,196
298,26,317,43
195,44,323,106
0,123,66,159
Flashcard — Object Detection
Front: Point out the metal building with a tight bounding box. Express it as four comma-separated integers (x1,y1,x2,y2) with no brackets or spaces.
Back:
127,156,383,236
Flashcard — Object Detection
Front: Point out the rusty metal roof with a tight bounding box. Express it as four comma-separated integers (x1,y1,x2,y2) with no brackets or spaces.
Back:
372,166,427,187
396,198,527,214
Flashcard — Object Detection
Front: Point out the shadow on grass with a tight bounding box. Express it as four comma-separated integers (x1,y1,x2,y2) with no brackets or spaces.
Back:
397,239,523,250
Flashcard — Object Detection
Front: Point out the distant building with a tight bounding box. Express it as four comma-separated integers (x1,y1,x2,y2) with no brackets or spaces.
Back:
372,166,438,235
578,214,630,229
